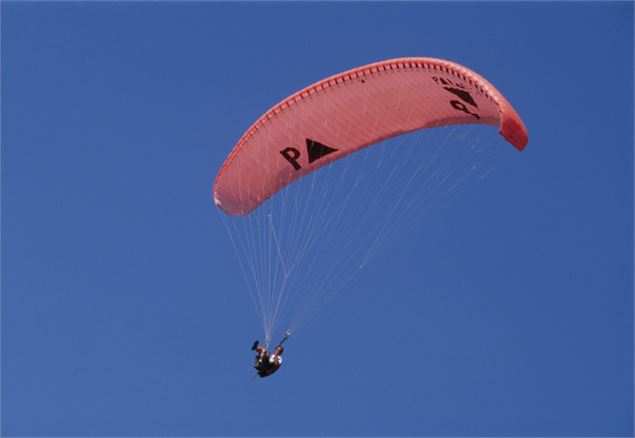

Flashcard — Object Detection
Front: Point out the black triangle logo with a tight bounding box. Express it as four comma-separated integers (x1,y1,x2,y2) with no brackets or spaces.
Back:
443,87,478,108
306,138,338,164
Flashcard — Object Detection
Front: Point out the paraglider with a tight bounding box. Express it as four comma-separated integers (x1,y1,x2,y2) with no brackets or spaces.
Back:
213,57,527,216
251,332,290,378
212,58,528,372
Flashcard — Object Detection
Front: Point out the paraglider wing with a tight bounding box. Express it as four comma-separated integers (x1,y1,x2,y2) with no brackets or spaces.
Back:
213,57,528,216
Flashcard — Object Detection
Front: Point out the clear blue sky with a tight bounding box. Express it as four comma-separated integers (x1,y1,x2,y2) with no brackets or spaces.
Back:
2,1,633,436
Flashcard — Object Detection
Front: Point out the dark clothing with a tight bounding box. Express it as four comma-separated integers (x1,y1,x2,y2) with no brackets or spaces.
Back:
254,354,282,378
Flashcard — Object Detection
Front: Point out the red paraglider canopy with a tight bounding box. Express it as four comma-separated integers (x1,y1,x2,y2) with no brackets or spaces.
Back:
214,57,528,216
